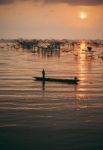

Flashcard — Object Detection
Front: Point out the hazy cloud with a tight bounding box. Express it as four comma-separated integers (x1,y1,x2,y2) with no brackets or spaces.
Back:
0,0,103,5
0,0,14,5
42,0,103,6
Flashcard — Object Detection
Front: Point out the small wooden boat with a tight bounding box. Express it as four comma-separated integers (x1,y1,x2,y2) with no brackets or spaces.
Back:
34,77,79,84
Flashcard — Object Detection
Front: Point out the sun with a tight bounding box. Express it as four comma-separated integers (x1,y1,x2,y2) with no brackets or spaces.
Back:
79,11,88,20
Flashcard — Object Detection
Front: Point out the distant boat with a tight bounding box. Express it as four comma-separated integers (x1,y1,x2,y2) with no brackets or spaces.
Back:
34,77,79,84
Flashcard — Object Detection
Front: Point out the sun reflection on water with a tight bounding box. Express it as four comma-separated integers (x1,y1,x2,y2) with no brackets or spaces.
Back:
80,40,86,51
75,40,92,100
78,41,87,80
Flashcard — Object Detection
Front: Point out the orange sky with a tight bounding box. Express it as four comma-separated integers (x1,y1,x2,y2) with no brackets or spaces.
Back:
0,1,103,39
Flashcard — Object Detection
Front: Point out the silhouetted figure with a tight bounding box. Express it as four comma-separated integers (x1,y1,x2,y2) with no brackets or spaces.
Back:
74,76,78,81
87,46,92,52
42,69,45,80
42,69,45,90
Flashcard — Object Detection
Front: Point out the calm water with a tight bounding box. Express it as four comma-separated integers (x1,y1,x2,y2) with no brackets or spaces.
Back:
0,43,103,150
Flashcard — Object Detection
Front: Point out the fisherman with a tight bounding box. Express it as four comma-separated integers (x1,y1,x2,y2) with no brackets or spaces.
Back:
74,76,78,81
87,46,92,52
42,69,45,80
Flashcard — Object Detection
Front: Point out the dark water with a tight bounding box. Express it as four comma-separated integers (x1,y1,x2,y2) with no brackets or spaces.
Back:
0,43,103,150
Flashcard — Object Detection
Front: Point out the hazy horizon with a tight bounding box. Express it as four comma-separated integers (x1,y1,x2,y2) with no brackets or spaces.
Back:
0,0,103,39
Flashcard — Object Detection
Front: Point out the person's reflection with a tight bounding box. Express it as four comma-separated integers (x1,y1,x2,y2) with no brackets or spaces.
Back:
42,80,45,91
74,84,78,92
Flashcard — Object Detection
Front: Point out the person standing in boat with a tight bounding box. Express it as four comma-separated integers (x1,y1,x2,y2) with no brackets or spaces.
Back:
42,69,45,80
74,76,78,81
87,46,92,52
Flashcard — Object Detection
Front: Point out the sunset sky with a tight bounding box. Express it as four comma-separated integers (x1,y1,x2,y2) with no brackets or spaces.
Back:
0,0,103,39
